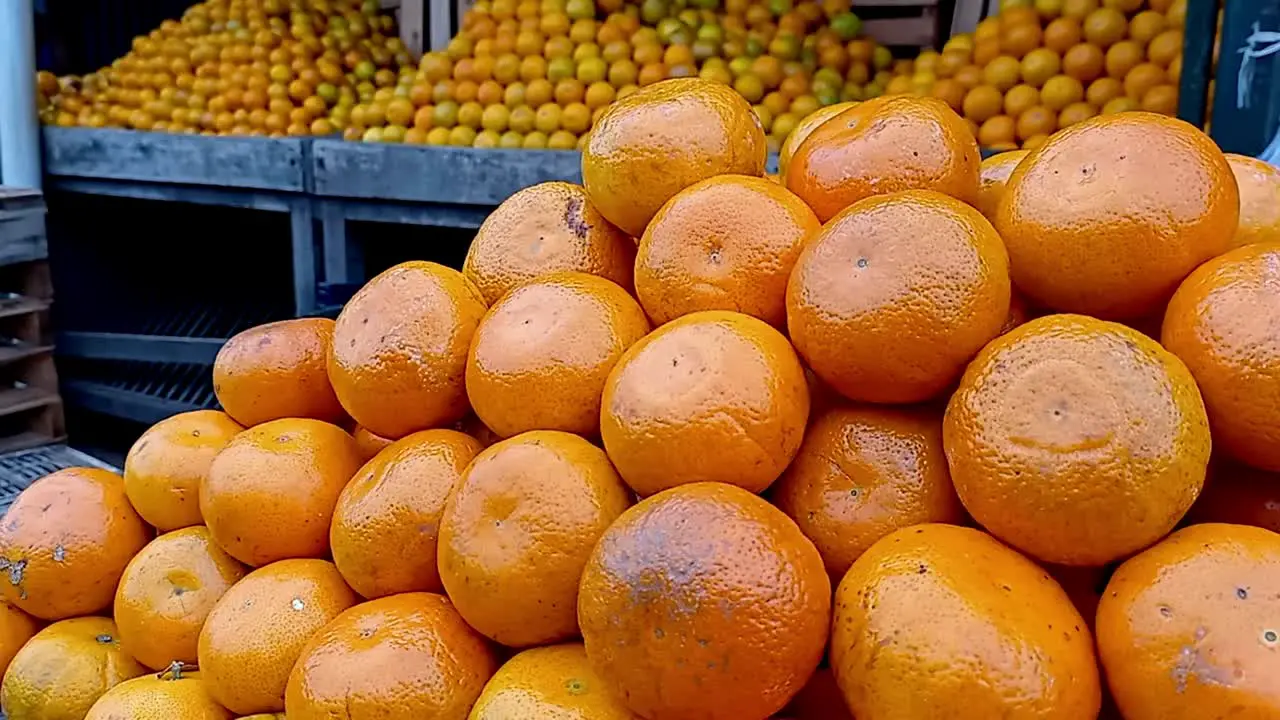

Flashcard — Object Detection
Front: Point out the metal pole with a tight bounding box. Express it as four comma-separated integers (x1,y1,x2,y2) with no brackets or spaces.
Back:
0,0,42,189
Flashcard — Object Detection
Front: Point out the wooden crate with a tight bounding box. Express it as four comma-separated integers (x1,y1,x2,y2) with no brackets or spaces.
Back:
856,0,943,49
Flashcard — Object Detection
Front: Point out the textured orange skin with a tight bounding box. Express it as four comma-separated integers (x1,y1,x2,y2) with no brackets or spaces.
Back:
329,261,489,438
771,404,965,578
785,95,982,222
1162,242,1280,472
0,467,150,620
582,78,768,237
285,593,497,720
600,310,809,496
212,318,346,427
995,112,1238,319
777,101,857,181
0,617,147,720
202,418,363,567
465,272,650,438
114,526,247,670
470,643,637,719
832,524,1101,719
352,425,395,462
0,602,39,679
1097,523,1280,719
438,431,632,647
945,314,1211,566
196,559,357,715
1187,459,1280,533
123,410,244,531
330,429,482,599
462,181,636,305
975,149,1029,221
635,175,821,328
786,190,1011,405
778,668,855,720
578,483,830,720
84,671,233,720
235,715,285,719
1226,154,1280,250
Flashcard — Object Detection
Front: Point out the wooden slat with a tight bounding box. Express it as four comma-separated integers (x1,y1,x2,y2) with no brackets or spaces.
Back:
0,387,60,418
0,296,48,320
0,343,52,365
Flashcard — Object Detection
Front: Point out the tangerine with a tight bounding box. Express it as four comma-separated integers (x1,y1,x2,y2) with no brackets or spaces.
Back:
123,410,243,531
1225,153,1280,250
469,643,636,719
212,318,345,427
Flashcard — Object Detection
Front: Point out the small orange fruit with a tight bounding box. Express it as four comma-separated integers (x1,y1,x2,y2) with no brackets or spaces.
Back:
600,310,809,496
635,175,820,327
438,431,632,647
1225,153,1280,249
1044,17,1083,53
202,418,363,566
1186,459,1280,533
212,318,345,427
1083,7,1127,47
1058,100,1097,127
123,410,243,531
832,524,1101,718
1,617,147,719
975,148,1030,220
85,666,232,720
580,483,830,720
1162,242,1280,472
461,181,635,306
1004,83,1041,116
1001,22,1043,59
945,314,1210,566
1062,42,1105,83
285,593,498,719
978,115,1018,148
962,84,1004,122
1097,523,1280,719
1086,76,1124,105
470,643,636,719
787,190,1010,404
777,100,856,178
0,467,150,620
352,424,395,462
0,602,38,678
1016,105,1058,140
1124,62,1166,99
1104,40,1143,79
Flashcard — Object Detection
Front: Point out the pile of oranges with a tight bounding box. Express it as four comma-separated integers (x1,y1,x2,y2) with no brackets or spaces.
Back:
5,77,1280,720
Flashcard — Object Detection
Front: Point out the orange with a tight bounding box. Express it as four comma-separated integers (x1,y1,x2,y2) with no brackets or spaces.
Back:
1225,153,1280,249
1128,10,1166,44
123,410,243,531
329,261,488,438
0,467,149,620
962,84,1004,122
777,100,855,179
0,601,37,679
1097,523,1280,719
1062,42,1105,83
0,617,147,718
983,55,1022,91
461,181,635,306
1147,29,1182,67
1083,7,1127,47
470,643,636,719
114,526,247,670
197,559,358,715
1058,99,1097,127
995,112,1237,318
465,272,649,438
579,483,830,720
85,667,232,720
771,405,964,578
330,430,480,600
1017,105,1058,140
1062,0,1099,16
975,148,1030,220
634,175,820,327
945,314,1210,566
582,78,766,237
202,418,363,566
352,424,395,462
832,524,1101,718
1020,48,1061,87
1124,62,1166,99
1041,73,1084,110
285,593,497,719
1186,459,1280,533
786,95,981,221
1105,39,1143,79
787,190,1010,404
977,114,1017,147
1044,17,1082,53
1140,84,1177,115
600,310,809,496
1162,242,1280,472
1001,23,1043,59
438,431,632,647
212,318,345,427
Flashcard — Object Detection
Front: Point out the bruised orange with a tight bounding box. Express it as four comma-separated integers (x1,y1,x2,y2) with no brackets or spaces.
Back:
85,667,233,720
1187,459,1280,533
0,602,38,678
470,644,637,719
1,617,147,719
123,410,243,531
352,424,395,462
213,318,345,427
976,148,1029,221
1225,153,1280,250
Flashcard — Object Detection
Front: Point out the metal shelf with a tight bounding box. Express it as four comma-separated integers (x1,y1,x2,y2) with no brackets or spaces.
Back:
60,358,216,426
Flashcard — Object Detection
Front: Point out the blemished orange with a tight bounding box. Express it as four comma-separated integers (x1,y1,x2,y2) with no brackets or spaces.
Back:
785,95,982,222
579,483,830,720
84,668,233,720
0,602,39,679
352,424,395,462
1225,153,1280,249
1186,459,1280,533
438,431,631,647
634,175,820,327
1097,523,1280,719
202,418,363,567
123,410,243,531
600,310,809,496
114,526,247,670
197,559,358,715
582,78,767,237
461,181,635,305
0,617,147,719
1162,242,1280,472
285,593,497,719
465,272,650,438
330,429,482,599
0,467,150,620
975,149,1029,220
787,190,1011,404
470,643,637,719
831,524,1101,718
771,405,965,578
996,112,1238,319
945,314,1211,566
329,261,489,438
777,101,856,179
212,318,346,427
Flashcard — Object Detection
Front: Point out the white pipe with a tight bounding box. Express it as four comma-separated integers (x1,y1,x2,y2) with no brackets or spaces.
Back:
0,0,41,189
